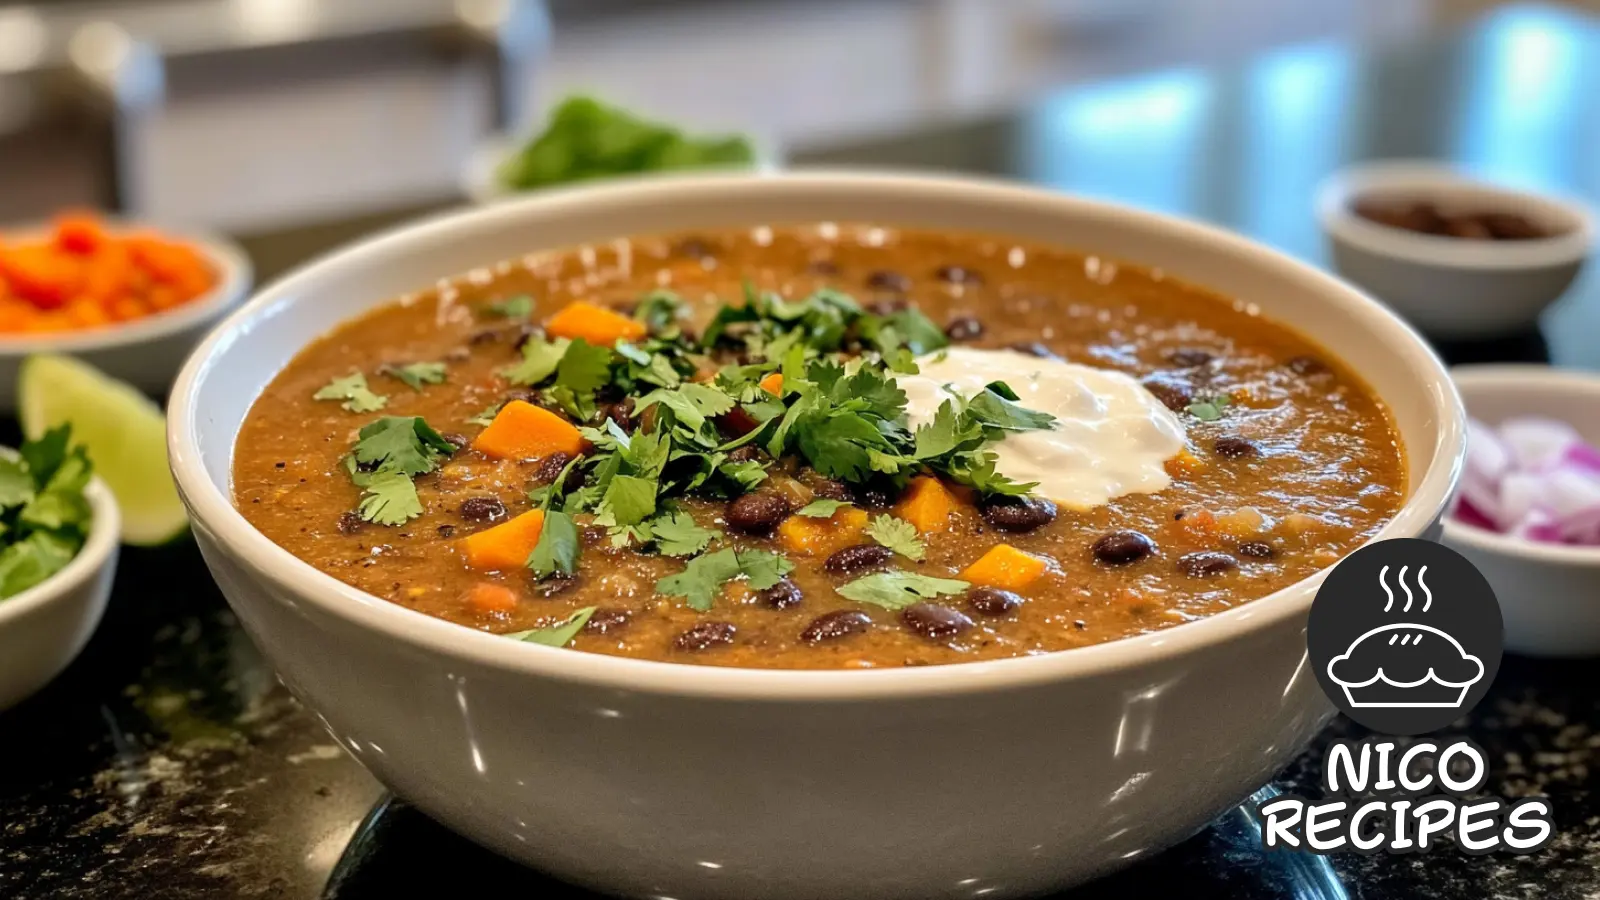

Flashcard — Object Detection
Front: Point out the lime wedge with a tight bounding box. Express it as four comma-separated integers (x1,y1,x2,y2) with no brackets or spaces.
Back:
18,354,187,546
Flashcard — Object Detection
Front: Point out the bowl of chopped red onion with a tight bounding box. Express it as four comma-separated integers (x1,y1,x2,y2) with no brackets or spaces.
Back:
1443,364,1600,657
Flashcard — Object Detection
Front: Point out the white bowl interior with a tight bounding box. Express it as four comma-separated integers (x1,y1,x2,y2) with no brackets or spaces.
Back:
170,171,1464,694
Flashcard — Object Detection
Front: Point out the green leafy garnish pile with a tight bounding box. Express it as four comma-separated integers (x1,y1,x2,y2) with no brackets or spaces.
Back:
0,426,94,600
497,95,757,192
342,417,457,526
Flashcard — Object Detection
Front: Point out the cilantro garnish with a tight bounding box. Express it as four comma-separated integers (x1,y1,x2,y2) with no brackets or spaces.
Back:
504,335,571,386
468,403,503,428
795,498,850,518
344,416,456,525
656,548,794,611
646,509,721,557
487,295,534,319
313,371,387,413
528,509,580,578
1187,394,1232,422
836,571,968,610
0,426,94,600
508,606,597,647
380,361,447,391
865,515,925,561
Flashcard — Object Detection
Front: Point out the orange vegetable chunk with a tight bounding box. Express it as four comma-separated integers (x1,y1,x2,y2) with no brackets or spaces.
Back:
472,400,584,460
894,476,956,534
779,505,869,557
461,509,546,571
1164,448,1204,479
960,544,1049,591
468,582,520,613
759,372,784,395
54,213,106,255
544,300,647,347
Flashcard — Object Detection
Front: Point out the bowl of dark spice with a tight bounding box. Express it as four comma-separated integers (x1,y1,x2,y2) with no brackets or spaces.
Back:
1316,161,1593,338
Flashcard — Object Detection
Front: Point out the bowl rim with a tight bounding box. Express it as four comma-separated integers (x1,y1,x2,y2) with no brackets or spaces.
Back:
1315,159,1596,271
168,170,1466,700
0,476,120,629
0,223,253,354
1442,363,1600,567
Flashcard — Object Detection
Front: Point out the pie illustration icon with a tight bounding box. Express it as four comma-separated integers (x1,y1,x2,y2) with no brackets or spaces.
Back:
1326,623,1485,709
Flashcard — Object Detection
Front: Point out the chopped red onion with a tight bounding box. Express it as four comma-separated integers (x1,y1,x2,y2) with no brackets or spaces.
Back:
1451,416,1600,546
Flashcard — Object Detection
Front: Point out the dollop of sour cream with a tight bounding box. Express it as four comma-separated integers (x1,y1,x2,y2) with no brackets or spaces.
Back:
897,347,1186,509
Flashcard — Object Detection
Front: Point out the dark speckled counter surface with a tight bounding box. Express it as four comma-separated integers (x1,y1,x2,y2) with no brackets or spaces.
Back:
3,6,1600,897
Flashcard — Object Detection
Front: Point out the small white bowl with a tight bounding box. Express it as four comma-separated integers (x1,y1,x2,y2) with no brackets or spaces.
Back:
0,476,120,710
1316,161,1594,339
0,225,253,410
1442,364,1600,657
460,132,782,205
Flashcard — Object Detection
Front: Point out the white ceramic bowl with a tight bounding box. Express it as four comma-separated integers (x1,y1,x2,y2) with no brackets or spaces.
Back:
0,477,120,711
0,226,252,410
168,172,1465,900
1315,161,1594,339
461,132,781,205
1442,365,1600,657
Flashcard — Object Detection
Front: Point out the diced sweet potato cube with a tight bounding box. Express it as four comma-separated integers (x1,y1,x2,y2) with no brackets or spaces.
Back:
759,372,784,395
461,509,545,570
473,400,583,459
778,505,869,557
468,582,520,613
960,544,1049,591
545,300,647,346
894,476,956,534
1164,448,1204,479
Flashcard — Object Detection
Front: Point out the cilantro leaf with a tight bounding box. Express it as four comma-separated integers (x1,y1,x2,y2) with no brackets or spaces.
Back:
648,509,721,557
0,457,35,509
19,425,69,485
528,509,580,578
20,448,92,531
487,295,534,319
468,404,503,428
313,371,388,413
795,498,850,518
381,361,447,391
0,530,80,598
966,384,1057,432
352,417,455,476
356,471,423,525
509,606,597,647
866,515,925,561
504,336,570,386
634,290,686,333
555,338,613,395
656,548,795,611
1187,394,1232,422
635,383,736,431
598,474,657,527
913,400,983,459
836,571,969,610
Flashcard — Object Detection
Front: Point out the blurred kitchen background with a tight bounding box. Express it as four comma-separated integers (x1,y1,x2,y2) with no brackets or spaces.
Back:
2,0,1598,281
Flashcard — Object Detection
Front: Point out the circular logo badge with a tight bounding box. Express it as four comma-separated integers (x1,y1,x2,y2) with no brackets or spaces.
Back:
1308,538,1502,736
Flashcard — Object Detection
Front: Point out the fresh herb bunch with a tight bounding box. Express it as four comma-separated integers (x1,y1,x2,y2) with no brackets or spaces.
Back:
0,426,95,600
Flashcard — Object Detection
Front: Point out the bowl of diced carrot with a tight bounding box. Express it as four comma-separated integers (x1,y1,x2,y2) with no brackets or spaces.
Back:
0,213,252,408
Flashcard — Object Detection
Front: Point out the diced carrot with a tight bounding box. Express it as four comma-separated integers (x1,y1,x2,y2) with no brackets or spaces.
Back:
960,544,1050,591
109,297,148,321
54,212,106,255
472,400,584,459
545,300,647,347
894,476,956,534
759,372,784,395
461,509,546,570
1164,448,1204,479
778,505,870,557
467,582,520,613
0,246,78,309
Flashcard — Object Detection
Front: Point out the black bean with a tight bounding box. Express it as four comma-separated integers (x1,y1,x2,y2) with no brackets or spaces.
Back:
1178,551,1238,577
674,621,737,652
600,397,636,432
584,608,632,634
725,492,793,535
866,270,911,293
1213,436,1259,459
801,610,873,643
441,432,470,452
980,496,1057,533
808,478,854,502
944,315,985,341
935,264,983,285
901,603,974,640
726,444,767,464
867,298,909,316
853,478,903,509
1238,541,1276,559
436,524,456,538
758,578,804,609
824,544,895,575
1141,374,1194,411
337,511,363,535
1166,348,1215,368
968,587,1024,616
530,452,584,492
535,575,581,598
503,387,542,407
1093,531,1157,565
459,496,508,522
1009,341,1061,360
675,237,717,259
1285,355,1329,376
